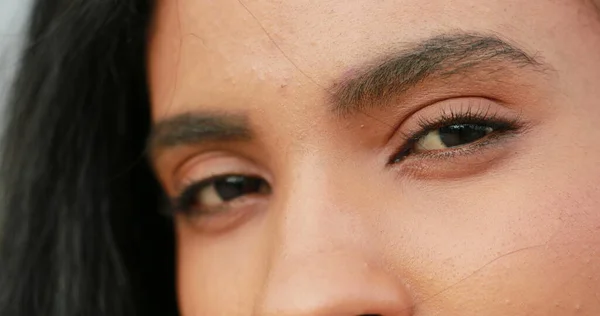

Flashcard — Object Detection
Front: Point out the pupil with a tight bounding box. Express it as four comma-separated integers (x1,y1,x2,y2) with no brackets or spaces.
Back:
439,124,491,148
214,176,263,202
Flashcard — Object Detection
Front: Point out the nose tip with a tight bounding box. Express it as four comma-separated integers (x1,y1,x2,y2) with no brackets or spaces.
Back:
257,257,414,316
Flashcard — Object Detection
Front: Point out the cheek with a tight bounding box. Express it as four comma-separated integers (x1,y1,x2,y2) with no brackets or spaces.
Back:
175,215,272,316
424,186,600,314
376,143,600,313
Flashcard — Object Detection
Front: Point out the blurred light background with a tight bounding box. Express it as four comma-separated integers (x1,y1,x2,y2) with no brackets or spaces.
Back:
0,0,32,116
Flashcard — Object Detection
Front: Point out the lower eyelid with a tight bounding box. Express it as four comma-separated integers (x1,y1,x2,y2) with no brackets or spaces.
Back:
177,197,268,233
388,132,500,165
391,130,521,179
197,194,262,216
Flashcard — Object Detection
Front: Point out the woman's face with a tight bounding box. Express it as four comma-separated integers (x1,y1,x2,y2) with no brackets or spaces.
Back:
148,0,600,315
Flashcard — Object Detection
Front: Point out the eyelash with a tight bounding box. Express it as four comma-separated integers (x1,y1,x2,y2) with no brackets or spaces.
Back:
168,106,524,217
168,174,268,217
171,178,211,214
168,175,229,217
389,107,522,164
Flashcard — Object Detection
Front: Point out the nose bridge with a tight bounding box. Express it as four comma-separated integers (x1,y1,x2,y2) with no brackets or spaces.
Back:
255,160,414,316
270,154,364,261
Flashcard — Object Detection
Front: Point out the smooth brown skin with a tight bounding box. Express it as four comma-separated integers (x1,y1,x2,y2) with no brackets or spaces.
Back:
148,1,600,315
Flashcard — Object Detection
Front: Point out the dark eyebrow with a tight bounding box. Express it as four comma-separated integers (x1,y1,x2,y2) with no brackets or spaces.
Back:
147,112,251,156
330,33,547,116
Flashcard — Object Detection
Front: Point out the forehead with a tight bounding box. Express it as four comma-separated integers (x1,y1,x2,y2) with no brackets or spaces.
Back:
147,0,592,119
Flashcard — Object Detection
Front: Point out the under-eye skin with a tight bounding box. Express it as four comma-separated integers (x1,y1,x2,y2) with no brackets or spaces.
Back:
171,174,271,219
388,101,525,166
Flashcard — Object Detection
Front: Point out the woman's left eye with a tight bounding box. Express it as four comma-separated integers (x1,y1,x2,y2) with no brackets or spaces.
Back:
391,120,510,164
413,123,494,153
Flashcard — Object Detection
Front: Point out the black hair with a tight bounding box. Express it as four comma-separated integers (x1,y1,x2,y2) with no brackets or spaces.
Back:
2,1,599,316
0,0,177,315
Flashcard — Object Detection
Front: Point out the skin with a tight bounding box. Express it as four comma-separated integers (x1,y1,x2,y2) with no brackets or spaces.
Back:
148,0,600,315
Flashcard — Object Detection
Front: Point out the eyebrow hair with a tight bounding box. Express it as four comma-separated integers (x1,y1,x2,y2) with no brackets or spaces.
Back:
591,0,600,16
147,33,546,156
330,33,546,116
147,113,251,155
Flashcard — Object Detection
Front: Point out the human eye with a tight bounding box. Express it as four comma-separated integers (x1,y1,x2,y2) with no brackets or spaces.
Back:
388,98,527,173
158,153,273,231
173,174,271,217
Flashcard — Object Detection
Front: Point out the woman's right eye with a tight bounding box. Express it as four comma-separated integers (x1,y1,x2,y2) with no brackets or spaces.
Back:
175,175,271,215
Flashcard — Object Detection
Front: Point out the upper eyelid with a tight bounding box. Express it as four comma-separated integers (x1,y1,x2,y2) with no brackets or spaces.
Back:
167,151,271,191
177,172,258,197
386,102,522,164
391,97,517,136
397,103,506,140
165,101,520,194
